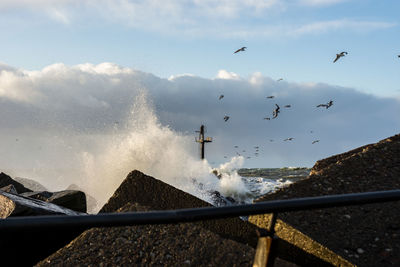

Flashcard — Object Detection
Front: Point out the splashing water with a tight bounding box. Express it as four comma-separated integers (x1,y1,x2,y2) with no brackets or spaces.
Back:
77,91,255,212
2,89,288,213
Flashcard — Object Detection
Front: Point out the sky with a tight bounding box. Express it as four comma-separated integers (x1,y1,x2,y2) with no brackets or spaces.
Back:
0,0,400,187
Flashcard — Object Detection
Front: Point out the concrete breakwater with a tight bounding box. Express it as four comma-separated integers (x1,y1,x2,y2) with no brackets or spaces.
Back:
1,133,399,266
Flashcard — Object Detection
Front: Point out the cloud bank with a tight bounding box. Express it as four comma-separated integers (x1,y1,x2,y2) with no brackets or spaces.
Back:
1,62,399,162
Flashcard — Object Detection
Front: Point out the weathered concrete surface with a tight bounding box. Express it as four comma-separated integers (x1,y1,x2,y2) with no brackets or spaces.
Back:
99,170,347,266
100,170,260,247
36,202,256,267
254,133,400,266
249,214,354,267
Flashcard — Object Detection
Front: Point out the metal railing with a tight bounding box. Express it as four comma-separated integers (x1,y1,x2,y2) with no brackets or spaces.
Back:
1,190,399,231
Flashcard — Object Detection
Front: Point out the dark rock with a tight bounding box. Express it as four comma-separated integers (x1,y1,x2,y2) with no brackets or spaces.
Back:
0,172,32,194
209,190,236,206
20,190,87,213
67,184,98,213
21,191,53,201
0,184,18,194
0,190,85,218
48,190,87,213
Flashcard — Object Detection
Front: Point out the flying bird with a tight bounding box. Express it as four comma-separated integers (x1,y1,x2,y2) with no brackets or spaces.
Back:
266,96,275,99
284,137,294,141
284,105,291,108
312,140,320,144
317,100,333,109
234,145,238,148
219,94,224,100
263,117,271,120
224,115,230,122
333,51,348,63
234,47,247,54
277,78,283,82
272,104,280,119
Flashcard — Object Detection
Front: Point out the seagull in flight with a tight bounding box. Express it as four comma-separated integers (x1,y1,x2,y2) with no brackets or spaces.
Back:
219,94,224,100
263,117,271,120
224,115,230,122
284,137,294,141
277,78,283,82
333,51,348,63
284,105,291,108
317,100,333,109
266,96,275,99
234,47,247,54
272,104,280,119
312,140,320,144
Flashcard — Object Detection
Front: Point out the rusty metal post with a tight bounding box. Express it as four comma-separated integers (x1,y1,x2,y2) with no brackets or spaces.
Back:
253,213,278,267
195,125,212,160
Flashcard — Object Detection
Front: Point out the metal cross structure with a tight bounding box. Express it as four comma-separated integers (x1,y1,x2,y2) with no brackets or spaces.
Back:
195,125,212,160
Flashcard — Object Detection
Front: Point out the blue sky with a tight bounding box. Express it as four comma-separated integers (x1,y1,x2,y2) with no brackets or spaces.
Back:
0,0,400,179
1,0,399,96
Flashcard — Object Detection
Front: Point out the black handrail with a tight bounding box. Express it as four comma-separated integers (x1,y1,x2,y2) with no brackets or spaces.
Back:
1,189,399,231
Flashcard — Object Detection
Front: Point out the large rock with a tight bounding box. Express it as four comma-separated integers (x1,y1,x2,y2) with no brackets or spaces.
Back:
21,190,87,213
0,190,85,218
67,184,98,213
100,170,259,247
252,133,400,266
0,172,32,194
99,170,344,266
36,202,257,266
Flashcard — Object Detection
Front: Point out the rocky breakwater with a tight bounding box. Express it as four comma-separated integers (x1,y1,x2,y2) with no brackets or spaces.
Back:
251,133,400,266
0,172,88,266
36,170,348,266
37,170,260,266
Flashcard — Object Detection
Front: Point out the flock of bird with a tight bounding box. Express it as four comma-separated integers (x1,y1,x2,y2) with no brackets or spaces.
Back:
215,46,352,160
212,47,399,161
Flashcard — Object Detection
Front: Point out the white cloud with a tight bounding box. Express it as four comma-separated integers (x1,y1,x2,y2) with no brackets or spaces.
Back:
299,0,349,6
215,70,241,80
290,19,397,35
47,8,70,24
168,73,197,81
0,62,399,171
